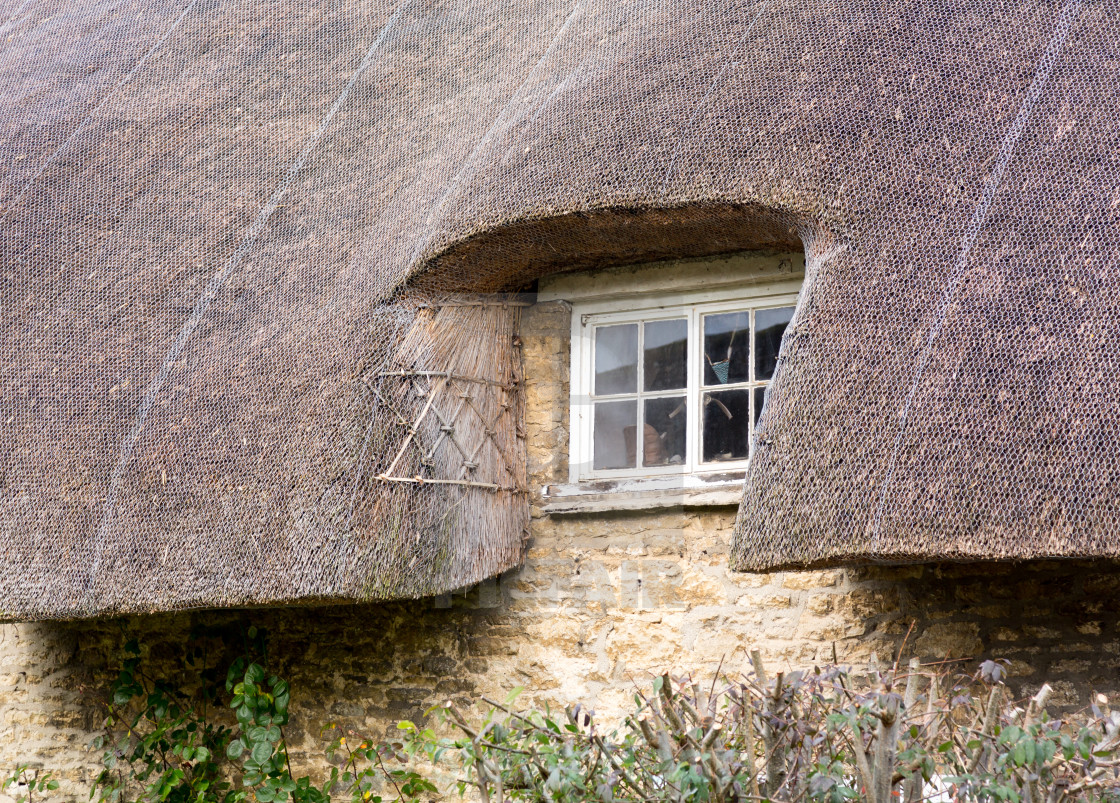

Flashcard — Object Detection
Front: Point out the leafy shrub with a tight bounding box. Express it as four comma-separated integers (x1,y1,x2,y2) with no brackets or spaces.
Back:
84,628,433,803
8,635,1120,802
421,653,1120,803
1,765,58,803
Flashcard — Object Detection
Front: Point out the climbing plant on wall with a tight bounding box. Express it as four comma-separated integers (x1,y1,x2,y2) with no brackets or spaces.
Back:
85,626,435,803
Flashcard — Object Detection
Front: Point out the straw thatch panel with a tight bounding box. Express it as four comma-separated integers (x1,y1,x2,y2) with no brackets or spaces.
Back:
731,0,1120,571
2,0,1118,618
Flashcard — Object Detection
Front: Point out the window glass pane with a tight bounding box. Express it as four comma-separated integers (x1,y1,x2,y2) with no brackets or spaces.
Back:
593,400,637,470
643,319,687,391
755,306,794,381
754,385,766,427
703,311,751,386
702,389,751,463
643,396,687,467
594,324,637,395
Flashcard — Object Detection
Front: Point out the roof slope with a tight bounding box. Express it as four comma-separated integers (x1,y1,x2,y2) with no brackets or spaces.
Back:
733,0,1120,570
2,0,1117,618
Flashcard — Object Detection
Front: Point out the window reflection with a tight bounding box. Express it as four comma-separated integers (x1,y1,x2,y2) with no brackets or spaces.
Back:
643,319,687,391
643,396,686,466
702,389,751,462
594,324,637,395
703,311,751,385
753,385,766,427
593,400,637,470
755,306,794,381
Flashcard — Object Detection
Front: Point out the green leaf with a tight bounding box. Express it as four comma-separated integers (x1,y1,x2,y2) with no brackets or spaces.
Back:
251,740,273,765
226,738,246,760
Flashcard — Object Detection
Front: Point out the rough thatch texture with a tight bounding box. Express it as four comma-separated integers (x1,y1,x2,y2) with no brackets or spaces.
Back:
2,287,527,617
1,0,1117,617
732,0,1120,570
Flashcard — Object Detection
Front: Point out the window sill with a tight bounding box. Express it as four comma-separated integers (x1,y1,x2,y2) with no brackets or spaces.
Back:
539,474,745,515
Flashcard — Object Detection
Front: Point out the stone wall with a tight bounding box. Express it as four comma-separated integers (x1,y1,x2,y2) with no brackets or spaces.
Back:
2,298,1120,798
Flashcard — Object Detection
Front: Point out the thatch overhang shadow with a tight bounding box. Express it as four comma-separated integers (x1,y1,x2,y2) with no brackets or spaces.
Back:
410,202,806,293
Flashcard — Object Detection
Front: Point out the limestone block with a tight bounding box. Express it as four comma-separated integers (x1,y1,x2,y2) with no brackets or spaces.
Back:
781,571,841,590
913,623,983,659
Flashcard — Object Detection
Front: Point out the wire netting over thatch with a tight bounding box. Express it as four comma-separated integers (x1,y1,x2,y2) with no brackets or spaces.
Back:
2,0,1118,618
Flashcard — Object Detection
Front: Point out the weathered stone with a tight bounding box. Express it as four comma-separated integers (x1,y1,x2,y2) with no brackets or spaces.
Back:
1006,660,1037,678
760,594,793,609
914,623,983,659
1051,658,1094,676
781,571,841,590
806,595,834,615
838,587,901,619
1023,625,1064,640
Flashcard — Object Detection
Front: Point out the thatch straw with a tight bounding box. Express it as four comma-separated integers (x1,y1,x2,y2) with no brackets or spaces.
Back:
3,0,1119,617
343,293,528,598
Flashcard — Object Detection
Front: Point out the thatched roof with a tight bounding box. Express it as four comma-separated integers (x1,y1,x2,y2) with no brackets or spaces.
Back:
732,0,1120,571
1,0,1116,618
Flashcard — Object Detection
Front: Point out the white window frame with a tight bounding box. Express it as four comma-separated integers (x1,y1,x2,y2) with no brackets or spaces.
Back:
568,285,799,485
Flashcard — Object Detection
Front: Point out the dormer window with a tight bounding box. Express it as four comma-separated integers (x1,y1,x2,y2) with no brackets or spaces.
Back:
578,299,794,478
537,251,804,494
574,296,795,481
